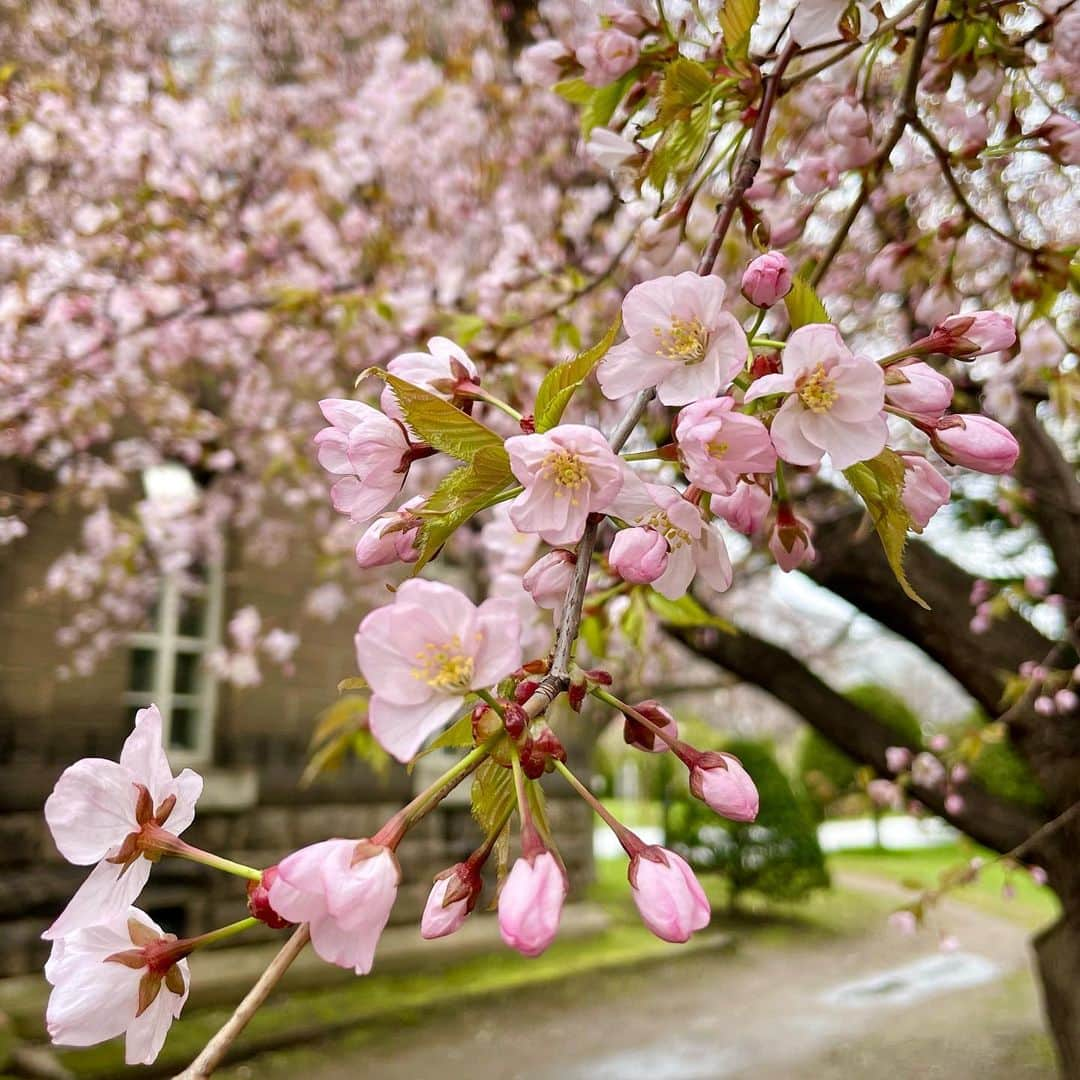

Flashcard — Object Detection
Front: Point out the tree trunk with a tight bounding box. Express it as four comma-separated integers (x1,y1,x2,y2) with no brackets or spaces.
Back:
1034,912,1080,1078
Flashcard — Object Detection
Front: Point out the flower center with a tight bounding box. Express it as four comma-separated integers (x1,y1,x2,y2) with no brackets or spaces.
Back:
644,510,691,550
413,638,475,693
655,317,709,364
542,450,589,492
706,439,729,459
797,363,838,413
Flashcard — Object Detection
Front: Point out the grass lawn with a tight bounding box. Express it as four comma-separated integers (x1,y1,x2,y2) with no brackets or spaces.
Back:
828,842,1060,930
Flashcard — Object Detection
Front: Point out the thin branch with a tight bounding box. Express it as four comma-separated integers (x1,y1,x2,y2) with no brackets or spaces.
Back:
174,924,311,1080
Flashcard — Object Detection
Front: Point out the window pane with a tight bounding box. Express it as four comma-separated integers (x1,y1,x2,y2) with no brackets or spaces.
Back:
173,652,201,696
129,649,157,693
177,593,206,638
169,708,197,751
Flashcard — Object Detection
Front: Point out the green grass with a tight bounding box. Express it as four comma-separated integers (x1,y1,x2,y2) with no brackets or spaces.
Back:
829,843,1060,929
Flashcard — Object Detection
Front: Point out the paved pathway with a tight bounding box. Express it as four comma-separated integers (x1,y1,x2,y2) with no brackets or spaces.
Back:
242,873,1052,1080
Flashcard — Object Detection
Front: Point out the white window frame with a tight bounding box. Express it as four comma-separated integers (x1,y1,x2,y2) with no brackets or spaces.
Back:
124,558,224,767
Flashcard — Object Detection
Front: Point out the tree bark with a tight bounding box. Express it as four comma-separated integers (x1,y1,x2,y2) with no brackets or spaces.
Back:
1034,914,1080,1078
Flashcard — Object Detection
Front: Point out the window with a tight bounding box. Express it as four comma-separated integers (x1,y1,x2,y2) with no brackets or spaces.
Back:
124,466,224,766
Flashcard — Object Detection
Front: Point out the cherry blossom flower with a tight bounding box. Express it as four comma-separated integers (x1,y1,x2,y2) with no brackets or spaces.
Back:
710,482,772,536
314,399,411,525
689,753,759,822
609,475,732,599
45,908,190,1065
744,324,887,469
268,838,400,974
354,579,522,761
930,415,1020,474
885,362,954,422
354,497,423,569
522,549,576,613
380,337,479,424
899,452,951,529
609,526,669,584
576,28,640,87
629,846,710,943
585,128,641,173
516,40,570,86
43,706,202,940
498,850,566,957
790,0,877,46
921,311,1016,358
598,273,748,406
505,425,624,545
674,396,777,494
740,251,792,307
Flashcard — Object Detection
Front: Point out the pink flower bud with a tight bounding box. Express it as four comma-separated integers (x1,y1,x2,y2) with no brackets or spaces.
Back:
885,745,912,773
911,752,947,790
898,453,951,529
421,864,481,940
711,483,771,536
247,867,293,930
629,846,710,943
1038,113,1080,166
867,779,902,809
1054,689,1079,713
928,733,950,753
1035,695,1056,716
576,28,640,87
951,763,970,784
889,909,918,935
609,526,668,584
740,251,793,308
689,752,759,822
522,549,576,611
944,793,965,816
498,851,567,957
928,311,1016,358
516,40,570,87
885,361,954,421
1029,865,1048,887
768,509,815,572
623,699,678,753
931,415,1020,475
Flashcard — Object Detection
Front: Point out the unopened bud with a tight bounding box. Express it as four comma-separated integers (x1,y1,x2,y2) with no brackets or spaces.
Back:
514,679,541,705
246,866,293,930
503,702,528,739
568,681,587,713
623,700,678,753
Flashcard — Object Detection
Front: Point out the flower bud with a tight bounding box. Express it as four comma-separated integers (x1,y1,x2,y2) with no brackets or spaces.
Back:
576,28,640,88
689,752,759,822
711,483,771,536
502,702,529,739
931,415,1019,475
498,851,567,957
246,866,293,930
609,526,668,584
522,550,576,612
911,752,947,790
514,679,541,705
898,452,951,529
925,311,1016,358
623,699,678,753
629,846,710,943
884,361,954,421
1038,113,1080,166
740,251,793,308
768,507,815,572
421,863,482,940
885,745,912,772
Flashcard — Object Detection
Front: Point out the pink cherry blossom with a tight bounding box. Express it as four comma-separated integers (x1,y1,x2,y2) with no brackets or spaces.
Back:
354,497,423,568
314,399,410,525
690,753,759,822
43,706,202,941
498,851,567,957
354,579,522,761
516,40,570,86
744,324,887,469
522,549,576,612
924,311,1016,358
505,425,624,545
267,838,400,974
576,28,640,87
586,128,641,173
741,251,793,307
899,453,951,529
885,362,954,421
710,482,772,535
889,909,918,935
674,396,777,494
931,415,1020,474
629,846,710,943
598,273,748,406
45,908,190,1066
380,337,478,424
421,863,482,940
610,475,732,599
1038,113,1080,166
768,508,815,572
609,526,669,584
886,745,913,772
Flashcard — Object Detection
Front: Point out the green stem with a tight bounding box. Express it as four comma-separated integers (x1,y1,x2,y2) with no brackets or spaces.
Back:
774,463,789,502
746,308,768,338
189,917,261,950
401,737,497,825
475,688,506,718
474,389,524,423
173,846,263,882
621,448,666,462
750,337,787,350
474,485,522,513
552,759,635,846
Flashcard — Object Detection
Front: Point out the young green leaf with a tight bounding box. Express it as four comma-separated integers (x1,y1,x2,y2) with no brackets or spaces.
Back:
646,589,735,633
376,371,507,463
581,72,636,135
534,315,622,432
784,274,830,329
843,449,929,609
719,0,759,61
471,758,517,836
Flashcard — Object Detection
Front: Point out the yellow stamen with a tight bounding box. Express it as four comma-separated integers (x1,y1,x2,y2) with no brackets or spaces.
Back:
413,637,474,692
644,511,691,550
797,363,838,413
654,317,709,364
541,450,589,495
707,440,729,459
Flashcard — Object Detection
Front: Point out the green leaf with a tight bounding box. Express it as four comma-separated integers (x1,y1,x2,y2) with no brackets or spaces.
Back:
553,77,595,105
534,316,622,432
660,57,714,115
718,0,759,61
646,589,735,633
375,371,508,464
784,274,830,329
413,445,515,572
620,587,648,649
471,758,516,836
843,450,929,609
579,612,609,658
581,72,635,135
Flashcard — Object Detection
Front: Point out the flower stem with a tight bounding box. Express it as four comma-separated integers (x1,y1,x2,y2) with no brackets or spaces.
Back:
474,688,506,718
187,917,261,951
156,833,263,881
473,389,524,422
750,336,787,350
621,448,668,462
591,687,680,753
401,736,497,826
552,759,643,856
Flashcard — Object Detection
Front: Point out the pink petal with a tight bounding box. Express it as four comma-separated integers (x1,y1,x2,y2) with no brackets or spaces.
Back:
394,579,479,644
356,604,442,706
44,759,139,864
369,695,462,762
472,600,524,687
769,401,824,466
158,768,203,837
313,428,352,474
124,968,186,1065
119,706,173,796
656,356,723,407
781,324,849,380
597,341,673,400
694,528,734,592
799,411,887,469
653,545,695,599
743,371,795,403
621,276,677,336
44,859,152,941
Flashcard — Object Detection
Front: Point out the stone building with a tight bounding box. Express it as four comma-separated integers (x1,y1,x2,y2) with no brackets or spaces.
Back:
0,465,592,977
